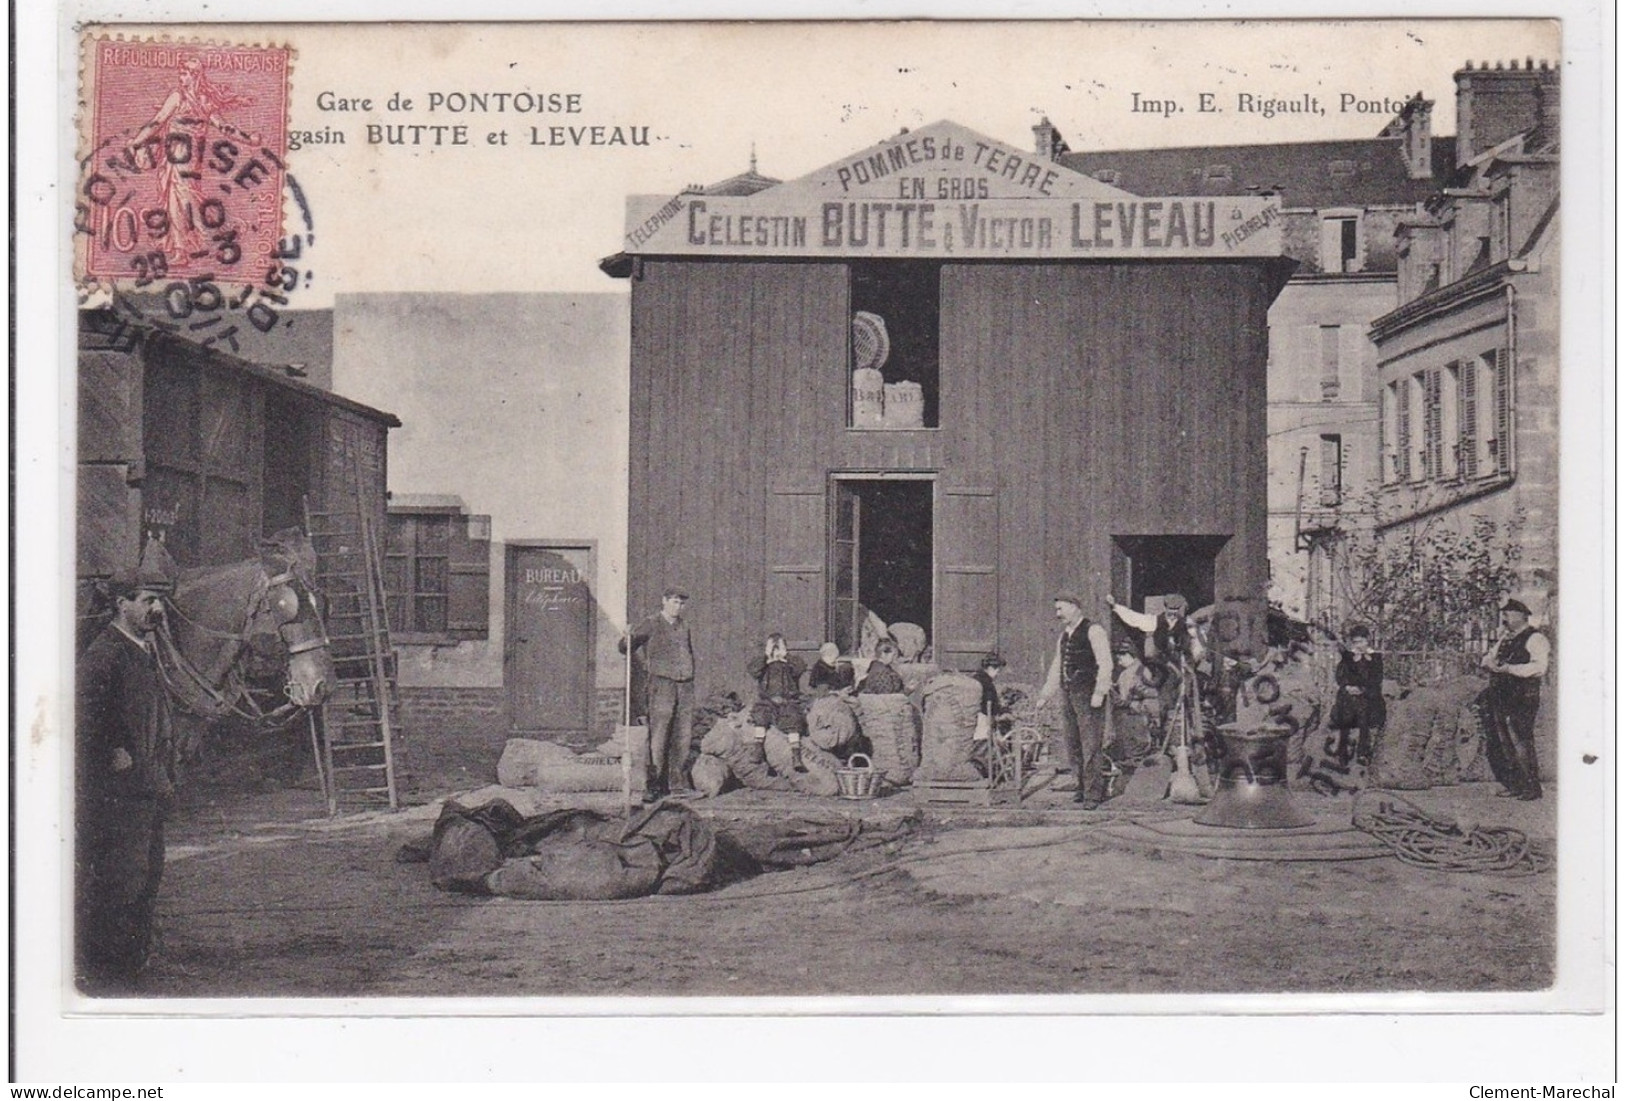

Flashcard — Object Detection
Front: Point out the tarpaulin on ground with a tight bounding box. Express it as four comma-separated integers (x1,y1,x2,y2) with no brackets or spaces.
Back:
400,798,914,900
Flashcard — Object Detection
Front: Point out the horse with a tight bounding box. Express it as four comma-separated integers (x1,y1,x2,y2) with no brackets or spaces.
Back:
145,528,336,764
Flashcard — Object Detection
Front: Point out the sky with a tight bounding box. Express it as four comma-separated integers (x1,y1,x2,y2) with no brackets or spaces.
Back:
81,19,1560,303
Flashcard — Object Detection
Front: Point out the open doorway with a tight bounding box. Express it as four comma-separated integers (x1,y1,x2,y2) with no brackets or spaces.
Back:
1110,534,1231,618
829,477,934,653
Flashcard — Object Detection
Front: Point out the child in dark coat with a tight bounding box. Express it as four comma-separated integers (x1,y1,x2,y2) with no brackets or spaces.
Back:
748,633,809,772
1329,624,1386,767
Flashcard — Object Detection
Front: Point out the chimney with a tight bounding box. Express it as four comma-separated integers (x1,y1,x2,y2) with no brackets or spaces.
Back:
1387,92,1435,179
1534,71,1560,145
1031,115,1071,161
1455,58,1561,167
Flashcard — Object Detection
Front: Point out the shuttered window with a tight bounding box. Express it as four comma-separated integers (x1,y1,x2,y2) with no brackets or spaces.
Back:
1459,357,1480,479
1421,368,1443,481
1319,325,1341,400
385,508,491,641
1391,380,1411,483
1380,382,1396,485
1440,362,1461,479
1489,347,1514,474
1319,434,1343,506
1391,379,1404,483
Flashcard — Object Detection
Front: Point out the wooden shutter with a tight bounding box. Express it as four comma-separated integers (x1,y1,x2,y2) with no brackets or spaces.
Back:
1422,369,1443,480
1379,383,1391,484
1319,326,1340,397
1459,358,1479,479
1395,379,1412,482
767,486,825,651
446,514,492,639
937,484,998,669
1319,434,1342,506
1491,347,1513,474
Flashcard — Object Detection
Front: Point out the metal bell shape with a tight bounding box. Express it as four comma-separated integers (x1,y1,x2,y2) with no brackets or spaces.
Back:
1194,722,1316,829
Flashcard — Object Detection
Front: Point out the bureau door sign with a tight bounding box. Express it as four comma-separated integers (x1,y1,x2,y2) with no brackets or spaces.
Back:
507,545,593,737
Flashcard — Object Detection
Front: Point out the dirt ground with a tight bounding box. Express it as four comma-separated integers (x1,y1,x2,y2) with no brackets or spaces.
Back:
137,731,1557,1000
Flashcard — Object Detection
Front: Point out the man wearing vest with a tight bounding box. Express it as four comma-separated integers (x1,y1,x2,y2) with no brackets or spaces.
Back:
1479,598,1550,801
620,587,698,802
1035,593,1114,808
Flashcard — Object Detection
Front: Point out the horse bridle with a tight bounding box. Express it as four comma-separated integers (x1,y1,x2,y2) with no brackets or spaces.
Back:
154,563,333,729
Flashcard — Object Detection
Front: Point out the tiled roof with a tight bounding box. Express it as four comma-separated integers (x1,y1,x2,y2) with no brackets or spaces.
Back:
1059,136,1458,210
703,169,781,197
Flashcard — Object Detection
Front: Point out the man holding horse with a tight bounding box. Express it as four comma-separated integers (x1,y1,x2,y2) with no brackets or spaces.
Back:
76,550,178,992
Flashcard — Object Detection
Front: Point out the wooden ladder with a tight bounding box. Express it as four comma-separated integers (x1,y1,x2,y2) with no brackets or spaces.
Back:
303,458,400,815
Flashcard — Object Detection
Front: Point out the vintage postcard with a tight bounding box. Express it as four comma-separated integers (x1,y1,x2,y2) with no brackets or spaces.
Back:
16,3,1612,1084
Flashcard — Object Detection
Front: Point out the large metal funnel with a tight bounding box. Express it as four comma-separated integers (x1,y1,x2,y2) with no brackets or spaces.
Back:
1194,722,1316,829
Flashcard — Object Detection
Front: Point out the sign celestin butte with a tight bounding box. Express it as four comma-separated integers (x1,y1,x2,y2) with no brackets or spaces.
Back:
623,120,1284,260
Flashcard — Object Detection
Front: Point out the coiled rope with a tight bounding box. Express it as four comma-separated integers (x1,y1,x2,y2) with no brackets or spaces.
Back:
1352,788,1551,876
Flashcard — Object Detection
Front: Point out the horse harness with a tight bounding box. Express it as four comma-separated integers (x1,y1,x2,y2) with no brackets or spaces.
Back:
153,565,331,730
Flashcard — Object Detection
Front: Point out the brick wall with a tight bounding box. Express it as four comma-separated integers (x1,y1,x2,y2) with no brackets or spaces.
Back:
398,686,507,730
392,687,508,795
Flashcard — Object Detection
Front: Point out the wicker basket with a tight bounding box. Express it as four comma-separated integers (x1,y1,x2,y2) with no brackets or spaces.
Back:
836,753,881,800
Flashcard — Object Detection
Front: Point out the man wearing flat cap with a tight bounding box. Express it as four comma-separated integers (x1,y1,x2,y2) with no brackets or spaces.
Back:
620,587,698,802
1479,598,1550,801
1107,591,1206,736
75,541,178,991
1035,593,1114,807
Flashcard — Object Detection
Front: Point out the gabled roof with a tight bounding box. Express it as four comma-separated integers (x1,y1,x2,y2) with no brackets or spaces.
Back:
702,168,781,197
1059,136,1457,209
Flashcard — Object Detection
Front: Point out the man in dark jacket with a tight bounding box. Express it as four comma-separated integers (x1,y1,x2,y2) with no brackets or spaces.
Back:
76,562,176,992
1479,599,1550,801
620,588,697,802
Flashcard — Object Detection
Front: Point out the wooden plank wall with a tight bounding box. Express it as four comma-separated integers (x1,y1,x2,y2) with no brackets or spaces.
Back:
314,406,390,542
77,347,145,577
630,260,847,696
629,258,1272,694
945,262,1271,678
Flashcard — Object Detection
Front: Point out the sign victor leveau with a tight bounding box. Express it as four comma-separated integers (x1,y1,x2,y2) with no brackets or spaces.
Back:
625,120,1283,260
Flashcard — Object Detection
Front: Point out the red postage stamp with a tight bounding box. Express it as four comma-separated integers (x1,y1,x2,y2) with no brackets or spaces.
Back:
79,39,291,284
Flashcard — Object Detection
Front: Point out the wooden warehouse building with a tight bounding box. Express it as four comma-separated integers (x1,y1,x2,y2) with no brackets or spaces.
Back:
77,308,399,603
604,121,1294,689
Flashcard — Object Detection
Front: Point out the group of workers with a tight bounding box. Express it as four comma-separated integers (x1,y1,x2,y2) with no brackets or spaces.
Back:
73,557,1551,993
619,586,1553,814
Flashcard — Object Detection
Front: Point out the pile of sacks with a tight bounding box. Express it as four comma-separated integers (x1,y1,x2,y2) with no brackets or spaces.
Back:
1371,675,1495,790
491,675,997,800
918,672,985,783
692,707,845,797
688,687,935,794
495,737,625,793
